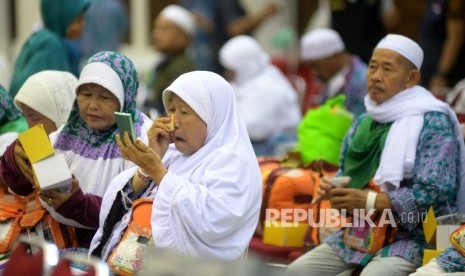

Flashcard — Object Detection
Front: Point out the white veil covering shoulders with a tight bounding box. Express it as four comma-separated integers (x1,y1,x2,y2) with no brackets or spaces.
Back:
154,71,262,260
90,71,262,261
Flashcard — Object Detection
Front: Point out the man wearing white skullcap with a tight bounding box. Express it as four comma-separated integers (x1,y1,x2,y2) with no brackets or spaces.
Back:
287,34,465,275
144,4,197,117
300,28,368,117
374,34,423,69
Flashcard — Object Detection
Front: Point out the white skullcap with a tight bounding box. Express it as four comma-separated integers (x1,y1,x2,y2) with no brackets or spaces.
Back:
77,62,124,112
300,28,345,61
14,70,77,128
375,34,424,69
159,4,195,36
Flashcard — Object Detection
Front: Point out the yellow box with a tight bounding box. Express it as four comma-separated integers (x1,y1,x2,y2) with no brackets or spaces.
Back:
422,249,444,266
262,221,308,247
18,124,54,163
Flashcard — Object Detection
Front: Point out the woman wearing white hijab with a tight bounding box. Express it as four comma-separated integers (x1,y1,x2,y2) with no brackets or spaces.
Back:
0,52,153,247
219,35,301,156
0,70,76,168
89,71,261,265
14,70,77,133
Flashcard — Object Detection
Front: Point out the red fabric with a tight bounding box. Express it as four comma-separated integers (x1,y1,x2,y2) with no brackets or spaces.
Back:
0,140,34,196
56,188,102,229
51,259,73,276
457,113,465,123
3,243,44,276
248,236,304,262
271,58,323,115
287,250,305,263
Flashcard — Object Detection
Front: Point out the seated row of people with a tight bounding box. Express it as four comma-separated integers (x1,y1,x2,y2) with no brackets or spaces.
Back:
0,50,262,274
2,26,465,275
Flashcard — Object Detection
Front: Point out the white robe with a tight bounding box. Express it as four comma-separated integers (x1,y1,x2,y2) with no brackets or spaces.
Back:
220,35,301,141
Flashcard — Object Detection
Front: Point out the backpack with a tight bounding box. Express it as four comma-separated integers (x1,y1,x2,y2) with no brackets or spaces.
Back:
256,156,338,247
0,189,79,253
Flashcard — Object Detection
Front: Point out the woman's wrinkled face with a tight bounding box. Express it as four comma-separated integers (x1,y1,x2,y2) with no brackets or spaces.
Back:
77,83,120,130
19,103,57,134
167,94,207,155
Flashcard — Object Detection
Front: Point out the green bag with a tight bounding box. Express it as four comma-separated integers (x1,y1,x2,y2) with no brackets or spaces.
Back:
295,95,353,166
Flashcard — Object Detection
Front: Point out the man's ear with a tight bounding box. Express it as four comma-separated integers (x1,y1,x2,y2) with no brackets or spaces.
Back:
406,69,421,87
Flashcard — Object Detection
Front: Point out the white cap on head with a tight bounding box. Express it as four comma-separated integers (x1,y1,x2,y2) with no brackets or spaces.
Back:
374,34,424,69
300,28,345,61
159,4,195,37
77,62,124,112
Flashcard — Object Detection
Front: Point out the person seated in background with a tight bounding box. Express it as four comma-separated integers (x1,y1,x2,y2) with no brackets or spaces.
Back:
286,34,465,275
79,0,129,65
0,86,28,155
9,0,90,98
144,4,197,117
0,51,153,247
89,71,261,271
219,35,301,156
300,27,368,119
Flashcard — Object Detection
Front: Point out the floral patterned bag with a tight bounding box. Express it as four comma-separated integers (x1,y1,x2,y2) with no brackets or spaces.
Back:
343,214,397,253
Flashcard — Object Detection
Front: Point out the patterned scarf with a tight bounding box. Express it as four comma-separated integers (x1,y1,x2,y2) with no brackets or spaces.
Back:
0,85,22,125
55,51,144,159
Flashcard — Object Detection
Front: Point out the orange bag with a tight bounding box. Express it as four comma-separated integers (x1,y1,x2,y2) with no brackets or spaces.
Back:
0,188,24,253
257,156,340,247
250,156,347,263
20,193,46,228
0,189,79,251
107,198,154,276
20,192,78,249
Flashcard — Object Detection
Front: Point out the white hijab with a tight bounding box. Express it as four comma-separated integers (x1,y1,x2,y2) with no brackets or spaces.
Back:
155,71,262,259
161,71,258,164
219,35,301,140
14,70,77,128
365,86,465,212
90,71,262,261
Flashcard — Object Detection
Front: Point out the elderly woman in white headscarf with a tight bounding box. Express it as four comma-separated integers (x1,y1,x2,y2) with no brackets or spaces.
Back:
0,70,77,156
14,70,77,133
89,71,261,273
219,35,302,156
